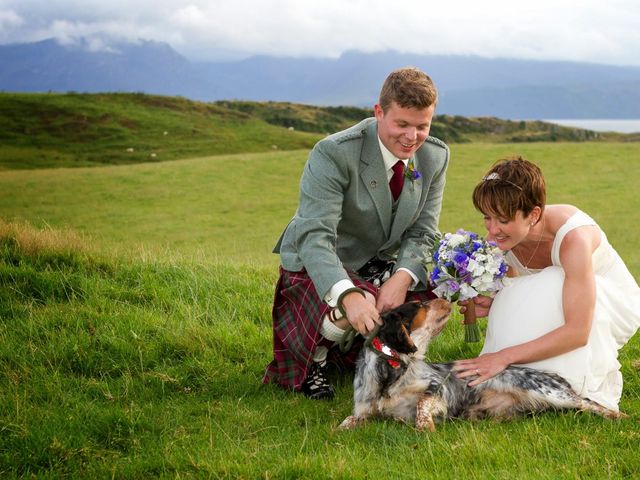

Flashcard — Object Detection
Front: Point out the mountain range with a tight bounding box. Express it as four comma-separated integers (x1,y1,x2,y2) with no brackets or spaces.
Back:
2,38,640,119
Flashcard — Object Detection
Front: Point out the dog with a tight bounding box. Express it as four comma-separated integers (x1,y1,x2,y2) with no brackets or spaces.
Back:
339,299,623,431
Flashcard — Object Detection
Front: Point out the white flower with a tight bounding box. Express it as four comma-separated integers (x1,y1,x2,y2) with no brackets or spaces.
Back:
446,233,467,249
433,283,451,299
459,283,478,299
466,258,485,276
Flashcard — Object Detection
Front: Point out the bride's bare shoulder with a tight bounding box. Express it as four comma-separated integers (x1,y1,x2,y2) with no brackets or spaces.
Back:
544,204,579,231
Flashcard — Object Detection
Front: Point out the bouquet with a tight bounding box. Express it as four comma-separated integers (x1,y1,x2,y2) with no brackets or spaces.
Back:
426,229,509,342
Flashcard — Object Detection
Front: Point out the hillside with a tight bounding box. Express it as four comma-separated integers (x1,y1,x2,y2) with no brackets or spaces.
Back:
0,93,321,170
0,93,636,170
216,101,632,143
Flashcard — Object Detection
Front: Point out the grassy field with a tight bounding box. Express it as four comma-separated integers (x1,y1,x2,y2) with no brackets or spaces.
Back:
1,140,639,478
1,142,638,274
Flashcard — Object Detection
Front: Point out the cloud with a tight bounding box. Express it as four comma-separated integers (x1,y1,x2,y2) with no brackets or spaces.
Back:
0,9,24,41
1,0,639,66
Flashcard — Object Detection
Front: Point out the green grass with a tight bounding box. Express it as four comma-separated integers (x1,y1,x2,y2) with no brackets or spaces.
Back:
1,141,639,477
1,142,638,275
1,220,639,478
0,93,322,170
0,149,307,266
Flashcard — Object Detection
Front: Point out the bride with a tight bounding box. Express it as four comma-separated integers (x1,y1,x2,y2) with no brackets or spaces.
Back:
454,157,640,411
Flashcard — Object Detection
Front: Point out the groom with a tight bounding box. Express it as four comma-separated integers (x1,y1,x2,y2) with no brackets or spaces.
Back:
262,67,450,399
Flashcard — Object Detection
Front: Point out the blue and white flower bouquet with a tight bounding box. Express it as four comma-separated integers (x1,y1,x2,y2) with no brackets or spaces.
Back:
426,229,509,342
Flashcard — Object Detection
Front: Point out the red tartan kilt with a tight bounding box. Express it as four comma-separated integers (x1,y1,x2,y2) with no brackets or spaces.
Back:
262,267,435,391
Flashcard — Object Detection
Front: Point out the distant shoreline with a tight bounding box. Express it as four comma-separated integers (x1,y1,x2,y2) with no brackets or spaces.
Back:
542,119,640,133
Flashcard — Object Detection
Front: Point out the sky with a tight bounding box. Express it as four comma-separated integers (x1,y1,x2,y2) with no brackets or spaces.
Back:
1,0,640,66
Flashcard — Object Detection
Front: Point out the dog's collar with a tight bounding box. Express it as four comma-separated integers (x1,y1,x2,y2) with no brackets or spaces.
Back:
369,337,402,369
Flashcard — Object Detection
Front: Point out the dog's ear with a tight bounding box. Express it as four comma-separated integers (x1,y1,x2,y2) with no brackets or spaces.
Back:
395,323,417,354
379,310,417,354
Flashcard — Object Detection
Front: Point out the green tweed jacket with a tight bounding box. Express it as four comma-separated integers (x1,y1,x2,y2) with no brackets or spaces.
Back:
274,117,449,300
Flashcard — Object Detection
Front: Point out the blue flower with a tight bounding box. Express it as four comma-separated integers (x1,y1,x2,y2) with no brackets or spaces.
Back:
404,159,421,187
445,280,460,292
425,228,509,302
453,251,469,268
430,266,441,281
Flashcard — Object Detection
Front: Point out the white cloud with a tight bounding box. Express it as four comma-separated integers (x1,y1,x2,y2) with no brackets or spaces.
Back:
0,9,23,41
1,0,639,65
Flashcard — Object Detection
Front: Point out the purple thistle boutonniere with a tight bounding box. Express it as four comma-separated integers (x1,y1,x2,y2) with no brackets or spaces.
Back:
404,159,421,190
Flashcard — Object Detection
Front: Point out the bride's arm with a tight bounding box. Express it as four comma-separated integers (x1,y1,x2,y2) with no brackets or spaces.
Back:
455,227,599,386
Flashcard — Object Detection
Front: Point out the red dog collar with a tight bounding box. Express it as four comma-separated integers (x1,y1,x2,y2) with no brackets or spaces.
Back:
370,337,401,368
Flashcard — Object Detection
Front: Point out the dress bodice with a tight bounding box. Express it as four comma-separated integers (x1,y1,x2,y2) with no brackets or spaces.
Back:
506,210,615,277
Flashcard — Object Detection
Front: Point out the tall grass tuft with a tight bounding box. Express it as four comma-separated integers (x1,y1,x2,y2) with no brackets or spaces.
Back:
0,218,90,259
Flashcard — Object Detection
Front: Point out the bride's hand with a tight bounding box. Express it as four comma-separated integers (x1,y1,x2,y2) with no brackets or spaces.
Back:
458,295,493,318
453,351,510,387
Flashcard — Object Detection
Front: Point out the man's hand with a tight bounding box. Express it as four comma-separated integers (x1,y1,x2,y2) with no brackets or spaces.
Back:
376,270,413,313
342,290,380,335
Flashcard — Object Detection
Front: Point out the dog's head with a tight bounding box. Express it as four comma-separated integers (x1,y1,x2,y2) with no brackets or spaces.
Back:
377,299,452,356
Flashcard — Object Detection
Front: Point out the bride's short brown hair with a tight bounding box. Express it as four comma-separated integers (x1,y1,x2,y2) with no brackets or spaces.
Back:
472,156,546,221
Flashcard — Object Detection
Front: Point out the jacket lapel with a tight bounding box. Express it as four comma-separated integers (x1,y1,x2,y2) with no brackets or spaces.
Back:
360,123,392,237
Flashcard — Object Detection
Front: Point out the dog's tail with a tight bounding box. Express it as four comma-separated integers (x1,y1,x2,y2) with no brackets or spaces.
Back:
577,398,627,420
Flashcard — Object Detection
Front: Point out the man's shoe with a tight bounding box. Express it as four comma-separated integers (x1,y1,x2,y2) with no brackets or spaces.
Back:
301,361,335,400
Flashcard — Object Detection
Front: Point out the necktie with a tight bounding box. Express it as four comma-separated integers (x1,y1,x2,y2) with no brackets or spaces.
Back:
389,160,405,200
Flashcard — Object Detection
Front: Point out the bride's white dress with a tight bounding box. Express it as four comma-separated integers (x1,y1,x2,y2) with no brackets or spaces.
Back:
481,210,640,410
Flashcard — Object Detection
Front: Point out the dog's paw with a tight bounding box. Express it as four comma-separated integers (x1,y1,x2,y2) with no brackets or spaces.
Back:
338,415,360,430
415,414,436,432
416,395,442,432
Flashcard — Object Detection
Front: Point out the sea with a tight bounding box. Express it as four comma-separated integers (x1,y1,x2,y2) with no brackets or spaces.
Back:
542,119,640,134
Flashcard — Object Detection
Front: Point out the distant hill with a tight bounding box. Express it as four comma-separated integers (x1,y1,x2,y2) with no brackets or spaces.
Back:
1,92,634,171
0,93,321,170
2,39,640,119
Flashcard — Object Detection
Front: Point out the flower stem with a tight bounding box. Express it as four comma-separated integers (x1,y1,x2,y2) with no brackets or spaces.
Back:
463,301,481,343
464,322,482,343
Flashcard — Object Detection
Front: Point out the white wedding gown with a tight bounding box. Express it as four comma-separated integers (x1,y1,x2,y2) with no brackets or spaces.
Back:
481,210,640,410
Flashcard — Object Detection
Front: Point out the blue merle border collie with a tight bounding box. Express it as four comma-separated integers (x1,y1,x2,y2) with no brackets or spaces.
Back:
339,299,623,432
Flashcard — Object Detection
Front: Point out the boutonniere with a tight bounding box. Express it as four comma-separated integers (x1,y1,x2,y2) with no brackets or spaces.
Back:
404,159,421,190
